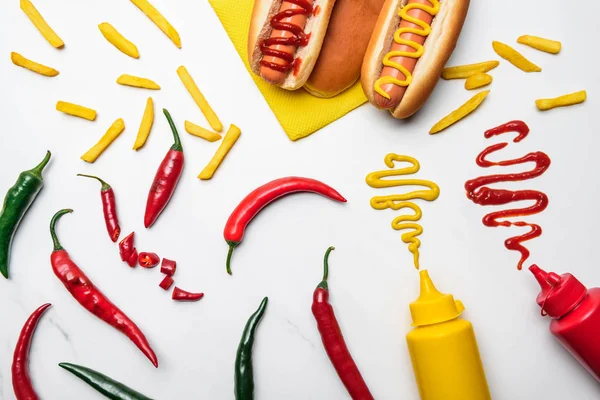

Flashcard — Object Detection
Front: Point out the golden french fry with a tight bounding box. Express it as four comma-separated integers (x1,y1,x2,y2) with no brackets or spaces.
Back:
98,23,139,59
11,52,58,77
185,121,221,142
198,124,241,180
536,90,586,111
133,98,154,150
442,61,499,80
430,90,490,134
130,0,181,48
517,35,561,54
177,66,223,132
465,73,492,90
56,101,97,121
492,41,541,72
20,0,64,48
117,74,160,90
81,118,125,163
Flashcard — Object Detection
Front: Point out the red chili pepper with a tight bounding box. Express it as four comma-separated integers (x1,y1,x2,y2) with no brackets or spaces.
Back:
159,275,174,290
139,252,160,268
144,109,184,228
119,232,135,262
77,174,121,242
172,287,204,301
127,249,138,268
312,247,373,400
12,303,51,400
160,258,176,276
224,177,347,274
50,209,158,368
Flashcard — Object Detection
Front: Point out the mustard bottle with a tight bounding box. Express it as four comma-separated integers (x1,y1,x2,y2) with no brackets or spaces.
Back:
406,270,491,400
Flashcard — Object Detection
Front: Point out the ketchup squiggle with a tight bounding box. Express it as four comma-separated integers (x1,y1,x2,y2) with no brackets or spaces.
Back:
260,0,313,73
465,120,551,270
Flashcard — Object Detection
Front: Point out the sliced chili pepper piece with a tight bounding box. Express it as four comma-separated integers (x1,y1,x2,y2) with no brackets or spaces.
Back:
77,174,121,242
143,109,184,228
235,296,268,400
312,247,373,400
50,209,158,368
160,258,176,276
172,287,204,301
12,303,51,400
0,151,51,279
159,275,174,290
59,362,152,400
224,177,347,274
127,249,139,268
139,252,160,268
119,232,135,262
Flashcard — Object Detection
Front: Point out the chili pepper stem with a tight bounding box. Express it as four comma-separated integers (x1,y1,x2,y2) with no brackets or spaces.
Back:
30,151,52,177
50,209,73,251
77,173,111,191
226,242,238,275
318,246,335,290
163,109,182,152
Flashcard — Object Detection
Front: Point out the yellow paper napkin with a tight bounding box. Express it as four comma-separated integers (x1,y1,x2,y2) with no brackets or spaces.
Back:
208,0,367,141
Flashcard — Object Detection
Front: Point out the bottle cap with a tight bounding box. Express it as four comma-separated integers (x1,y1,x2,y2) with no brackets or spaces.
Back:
529,265,587,319
410,270,465,326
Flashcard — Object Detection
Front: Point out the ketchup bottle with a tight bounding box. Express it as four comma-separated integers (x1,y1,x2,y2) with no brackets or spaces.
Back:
530,265,600,380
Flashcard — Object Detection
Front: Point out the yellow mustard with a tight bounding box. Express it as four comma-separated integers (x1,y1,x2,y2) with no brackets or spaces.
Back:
407,270,491,400
374,0,440,99
366,154,439,269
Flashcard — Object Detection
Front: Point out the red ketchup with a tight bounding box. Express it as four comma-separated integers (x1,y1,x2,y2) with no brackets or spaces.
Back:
530,264,600,380
465,121,551,270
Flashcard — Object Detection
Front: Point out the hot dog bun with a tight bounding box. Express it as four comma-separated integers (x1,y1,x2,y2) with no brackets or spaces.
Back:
361,0,470,119
248,0,336,90
304,0,386,98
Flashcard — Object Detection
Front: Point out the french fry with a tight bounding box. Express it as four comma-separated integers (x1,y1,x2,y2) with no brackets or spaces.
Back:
98,23,139,59
177,66,223,132
430,90,490,135
56,101,97,121
11,52,58,77
536,91,586,111
130,0,181,48
492,41,541,73
117,74,160,90
198,124,241,180
81,118,125,163
465,73,492,90
442,61,499,80
185,121,221,142
517,35,561,54
20,0,64,48
133,97,154,150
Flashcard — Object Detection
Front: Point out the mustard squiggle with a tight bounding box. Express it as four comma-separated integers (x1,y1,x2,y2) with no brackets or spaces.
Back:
366,154,440,269
374,0,440,100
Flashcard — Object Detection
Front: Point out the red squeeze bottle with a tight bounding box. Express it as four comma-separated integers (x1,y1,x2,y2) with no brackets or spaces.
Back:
530,264,600,380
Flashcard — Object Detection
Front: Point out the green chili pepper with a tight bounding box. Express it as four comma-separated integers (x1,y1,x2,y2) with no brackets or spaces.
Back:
0,151,51,278
235,296,268,400
58,362,153,400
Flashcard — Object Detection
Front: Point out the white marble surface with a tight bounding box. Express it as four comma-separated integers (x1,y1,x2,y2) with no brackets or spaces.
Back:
1,0,599,398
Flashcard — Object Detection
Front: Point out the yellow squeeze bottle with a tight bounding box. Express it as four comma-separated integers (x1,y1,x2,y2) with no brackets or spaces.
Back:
406,270,491,400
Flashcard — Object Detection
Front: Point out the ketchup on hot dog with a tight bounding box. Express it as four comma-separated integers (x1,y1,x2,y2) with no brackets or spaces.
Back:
260,0,314,84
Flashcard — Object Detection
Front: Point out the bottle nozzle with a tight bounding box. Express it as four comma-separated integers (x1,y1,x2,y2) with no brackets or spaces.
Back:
410,270,464,326
418,270,443,301
529,264,554,292
529,265,588,318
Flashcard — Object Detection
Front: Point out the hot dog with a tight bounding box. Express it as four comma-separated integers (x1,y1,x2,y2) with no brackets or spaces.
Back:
249,0,386,97
362,0,470,118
